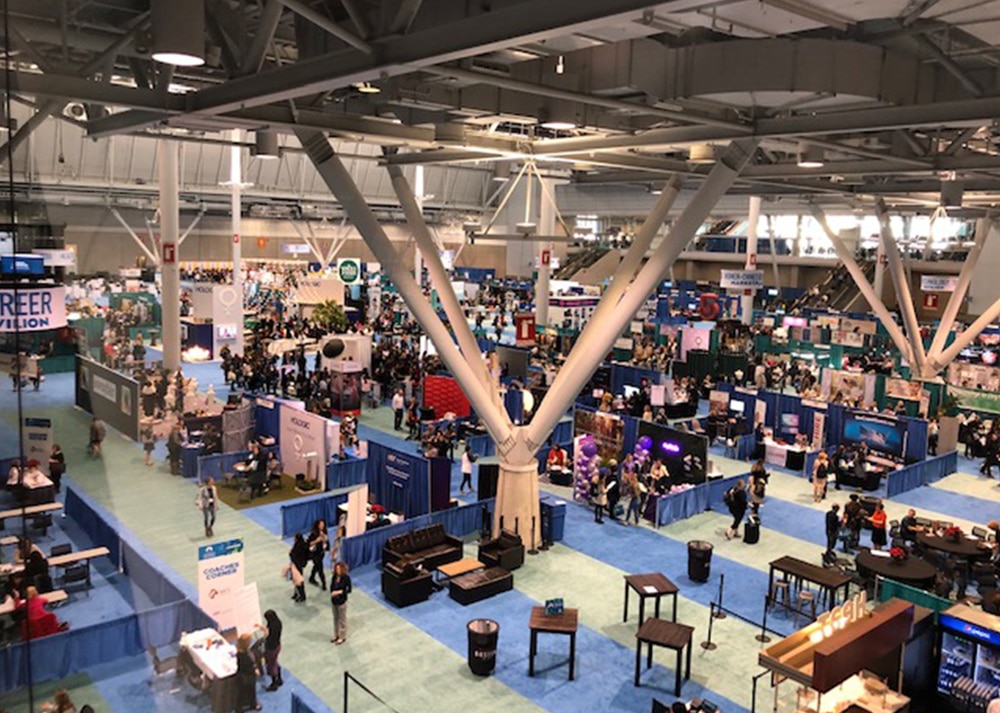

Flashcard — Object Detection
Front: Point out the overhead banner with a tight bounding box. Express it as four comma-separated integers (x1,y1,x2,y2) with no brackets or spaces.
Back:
949,384,1000,415
22,417,53,472
197,538,245,631
0,286,66,332
720,270,764,289
921,275,961,292
279,405,328,489
33,248,76,268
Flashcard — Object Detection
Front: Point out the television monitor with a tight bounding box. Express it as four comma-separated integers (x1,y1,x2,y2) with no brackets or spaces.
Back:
783,316,807,328
730,400,745,415
637,421,708,485
592,389,604,399
496,345,530,380
216,324,238,339
780,413,799,432
842,412,908,457
623,385,639,400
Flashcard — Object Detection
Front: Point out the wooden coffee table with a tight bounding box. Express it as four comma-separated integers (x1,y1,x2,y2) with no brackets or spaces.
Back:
435,557,484,585
624,573,679,624
529,605,579,680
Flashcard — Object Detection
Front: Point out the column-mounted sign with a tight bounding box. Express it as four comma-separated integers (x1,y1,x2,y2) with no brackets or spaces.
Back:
541,249,551,266
162,243,176,264
923,293,940,311
920,275,960,292
515,313,536,346
0,286,67,332
720,269,764,289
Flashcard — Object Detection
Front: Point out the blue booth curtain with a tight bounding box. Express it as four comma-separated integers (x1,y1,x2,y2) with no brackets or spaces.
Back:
281,492,351,538
366,442,430,518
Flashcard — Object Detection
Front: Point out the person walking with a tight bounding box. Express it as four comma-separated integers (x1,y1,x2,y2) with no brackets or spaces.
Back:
406,398,419,441
392,389,405,431
623,468,644,526
307,520,329,589
459,444,477,494
88,417,106,457
330,562,352,644
47,444,65,493
724,478,748,540
263,609,283,692
824,503,841,561
197,477,219,538
812,450,830,503
141,425,156,467
748,460,768,514
868,500,888,551
289,533,309,603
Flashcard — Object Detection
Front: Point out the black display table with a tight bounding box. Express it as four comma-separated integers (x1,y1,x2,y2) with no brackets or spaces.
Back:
855,549,937,589
916,532,992,560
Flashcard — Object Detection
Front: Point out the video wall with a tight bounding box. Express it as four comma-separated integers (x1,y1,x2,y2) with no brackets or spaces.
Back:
637,421,709,485
841,412,908,458
573,410,624,460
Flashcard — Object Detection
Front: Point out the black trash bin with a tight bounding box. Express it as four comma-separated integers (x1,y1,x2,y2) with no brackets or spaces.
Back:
467,619,500,676
687,540,713,582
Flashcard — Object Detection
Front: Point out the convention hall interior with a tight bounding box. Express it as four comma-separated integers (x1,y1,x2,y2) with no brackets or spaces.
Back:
7,2,1000,713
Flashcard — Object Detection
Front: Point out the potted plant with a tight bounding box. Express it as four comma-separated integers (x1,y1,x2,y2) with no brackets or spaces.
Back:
311,300,349,333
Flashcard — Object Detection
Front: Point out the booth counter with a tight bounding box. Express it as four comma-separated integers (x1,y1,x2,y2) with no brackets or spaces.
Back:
794,672,910,713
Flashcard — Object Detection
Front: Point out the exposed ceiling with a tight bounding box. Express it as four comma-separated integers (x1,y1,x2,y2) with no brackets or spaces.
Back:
5,0,1000,213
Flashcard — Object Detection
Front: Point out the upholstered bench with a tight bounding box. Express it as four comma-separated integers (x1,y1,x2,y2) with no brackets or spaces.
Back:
449,566,513,605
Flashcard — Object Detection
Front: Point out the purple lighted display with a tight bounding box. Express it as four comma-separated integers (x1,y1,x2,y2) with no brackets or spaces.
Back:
661,441,681,454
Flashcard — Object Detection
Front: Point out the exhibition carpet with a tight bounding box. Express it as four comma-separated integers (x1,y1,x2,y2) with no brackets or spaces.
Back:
890,486,999,528
213,473,305,511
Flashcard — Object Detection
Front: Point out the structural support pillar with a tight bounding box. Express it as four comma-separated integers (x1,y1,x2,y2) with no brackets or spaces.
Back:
230,130,245,356
742,196,761,324
536,174,555,331
158,140,181,372
928,216,991,362
873,238,886,303
875,199,927,374
413,165,425,288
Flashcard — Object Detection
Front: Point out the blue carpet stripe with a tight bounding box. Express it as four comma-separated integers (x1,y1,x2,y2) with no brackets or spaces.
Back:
890,485,999,526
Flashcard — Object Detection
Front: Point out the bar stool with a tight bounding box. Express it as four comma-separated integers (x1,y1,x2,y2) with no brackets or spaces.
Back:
796,590,816,620
769,580,790,610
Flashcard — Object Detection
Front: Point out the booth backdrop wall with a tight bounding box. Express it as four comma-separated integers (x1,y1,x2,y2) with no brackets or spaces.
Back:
74,356,140,440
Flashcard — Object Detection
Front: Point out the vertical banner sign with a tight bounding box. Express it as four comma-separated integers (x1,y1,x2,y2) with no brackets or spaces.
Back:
162,243,176,264
541,249,551,266
754,399,768,428
22,417,53,472
197,538,245,631
515,313,536,346
279,406,328,489
812,411,826,450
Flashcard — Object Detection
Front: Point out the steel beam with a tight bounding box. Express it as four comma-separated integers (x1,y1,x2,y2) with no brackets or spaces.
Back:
279,0,373,54
932,294,1000,372
241,0,286,75
389,0,424,34
108,205,159,265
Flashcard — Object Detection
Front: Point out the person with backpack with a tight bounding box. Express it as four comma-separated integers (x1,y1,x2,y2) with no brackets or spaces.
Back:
748,460,768,514
724,479,748,540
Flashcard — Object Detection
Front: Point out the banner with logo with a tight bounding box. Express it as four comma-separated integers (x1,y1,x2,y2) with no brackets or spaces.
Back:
337,258,361,285
197,538,245,631
0,286,66,332
22,417,52,472
921,275,960,292
720,269,764,289
811,411,826,450
949,385,1000,415
292,276,345,305
279,405,328,489
679,327,712,362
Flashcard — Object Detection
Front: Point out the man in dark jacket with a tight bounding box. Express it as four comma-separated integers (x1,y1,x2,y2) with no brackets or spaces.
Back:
725,479,748,540
844,494,863,552
825,503,841,559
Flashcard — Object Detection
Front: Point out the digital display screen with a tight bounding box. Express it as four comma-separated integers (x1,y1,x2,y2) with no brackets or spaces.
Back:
780,413,799,432
731,401,745,414
842,412,907,457
637,421,708,485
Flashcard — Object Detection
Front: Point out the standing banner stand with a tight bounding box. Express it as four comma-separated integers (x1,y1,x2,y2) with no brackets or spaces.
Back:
197,539,245,631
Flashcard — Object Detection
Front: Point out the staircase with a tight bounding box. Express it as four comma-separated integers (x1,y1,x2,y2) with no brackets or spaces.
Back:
554,245,610,279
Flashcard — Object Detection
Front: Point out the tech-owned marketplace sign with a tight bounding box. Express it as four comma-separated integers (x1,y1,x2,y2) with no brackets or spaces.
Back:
0,286,67,331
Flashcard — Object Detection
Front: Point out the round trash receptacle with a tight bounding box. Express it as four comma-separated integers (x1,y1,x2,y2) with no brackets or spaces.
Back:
467,619,500,676
687,540,713,582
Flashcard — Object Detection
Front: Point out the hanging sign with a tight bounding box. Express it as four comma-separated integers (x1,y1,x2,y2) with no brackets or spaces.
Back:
197,538,245,631
1,254,45,275
923,293,940,311
720,269,764,289
337,258,361,285
515,313,536,346
541,249,551,266
0,286,67,332
920,275,960,292
811,411,826,450
162,243,176,264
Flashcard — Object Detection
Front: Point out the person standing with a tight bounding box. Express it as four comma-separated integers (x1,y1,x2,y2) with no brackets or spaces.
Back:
622,467,644,526
88,417,106,457
724,479,748,540
812,451,829,503
824,503,841,560
406,398,420,441
141,425,156,467
47,444,65,493
307,520,329,589
392,389,405,431
591,472,608,524
197,478,218,538
459,444,477,494
869,500,888,551
289,533,309,603
235,633,261,712
330,562,352,644
748,460,768,514
263,609,283,692
606,462,621,521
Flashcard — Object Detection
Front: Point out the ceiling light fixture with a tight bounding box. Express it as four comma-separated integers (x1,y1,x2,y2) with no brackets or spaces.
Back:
688,144,717,163
253,129,280,160
797,142,825,168
151,0,206,67
354,82,380,94
555,55,565,75
540,120,576,131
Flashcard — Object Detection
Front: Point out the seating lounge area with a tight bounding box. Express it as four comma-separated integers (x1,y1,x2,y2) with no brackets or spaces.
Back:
478,530,525,572
381,523,463,570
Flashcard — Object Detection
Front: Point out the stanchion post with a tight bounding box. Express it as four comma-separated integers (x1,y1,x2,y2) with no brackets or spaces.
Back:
701,602,718,650
755,593,772,643
713,573,727,619
528,516,539,555
343,671,349,713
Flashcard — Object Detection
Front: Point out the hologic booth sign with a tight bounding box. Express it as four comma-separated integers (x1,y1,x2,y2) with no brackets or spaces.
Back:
0,286,67,331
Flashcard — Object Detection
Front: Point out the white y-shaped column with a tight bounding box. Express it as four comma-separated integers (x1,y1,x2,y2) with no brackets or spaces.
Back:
875,199,927,375
810,207,914,365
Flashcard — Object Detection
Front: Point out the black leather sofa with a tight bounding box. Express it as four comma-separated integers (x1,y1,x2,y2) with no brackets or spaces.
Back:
381,523,463,570
478,530,525,571
381,559,434,607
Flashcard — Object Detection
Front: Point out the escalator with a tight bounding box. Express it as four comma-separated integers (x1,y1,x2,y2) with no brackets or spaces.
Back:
786,259,874,313
554,245,610,279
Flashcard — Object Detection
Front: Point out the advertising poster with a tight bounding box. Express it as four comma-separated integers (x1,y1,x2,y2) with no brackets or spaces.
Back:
709,389,730,417
197,538,245,631
842,413,907,457
22,417,52,472
678,327,712,362
345,484,369,537
279,406,328,488
573,410,625,460
831,330,866,348
754,399,768,427
0,286,67,332
840,318,878,335
886,378,923,401
949,385,1000,415
233,583,262,638
811,412,826,450
822,369,873,404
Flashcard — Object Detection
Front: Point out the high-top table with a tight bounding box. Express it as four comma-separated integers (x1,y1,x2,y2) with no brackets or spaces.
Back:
623,573,679,624
769,555,852,610
528,606,579,680
634,618,694,695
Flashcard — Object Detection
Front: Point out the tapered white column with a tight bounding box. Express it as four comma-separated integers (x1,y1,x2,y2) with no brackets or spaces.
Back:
875,199,927,373
413,165,424,287
536,175,554,331
873,239,886,303
230,130,245,356
928,216,991,361
742,196,761,324
158,141,181,371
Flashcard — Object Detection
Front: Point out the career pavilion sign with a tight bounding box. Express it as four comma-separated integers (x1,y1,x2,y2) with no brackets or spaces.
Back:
0,286,67,331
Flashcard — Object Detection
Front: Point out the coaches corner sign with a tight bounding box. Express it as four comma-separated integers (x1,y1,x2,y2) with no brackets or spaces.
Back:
0,286,67,332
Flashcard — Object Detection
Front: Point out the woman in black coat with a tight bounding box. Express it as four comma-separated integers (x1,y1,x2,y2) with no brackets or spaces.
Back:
235,633,260,712
263,609,283,691
289,533,309,603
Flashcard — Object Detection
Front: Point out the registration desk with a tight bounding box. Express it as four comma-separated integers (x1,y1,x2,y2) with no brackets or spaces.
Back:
765,441,808,471
179,628,237,713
